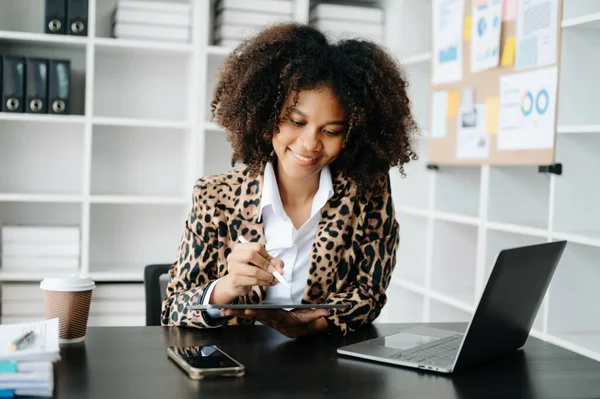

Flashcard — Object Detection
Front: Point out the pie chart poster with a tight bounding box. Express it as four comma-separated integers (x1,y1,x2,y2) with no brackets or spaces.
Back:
498,66,558,150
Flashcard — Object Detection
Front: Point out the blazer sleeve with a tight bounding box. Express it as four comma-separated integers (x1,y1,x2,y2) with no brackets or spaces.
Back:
324,176,400,335
160,181,240,328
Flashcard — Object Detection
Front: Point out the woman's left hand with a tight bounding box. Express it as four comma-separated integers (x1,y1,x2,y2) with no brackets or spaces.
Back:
222,308,330,338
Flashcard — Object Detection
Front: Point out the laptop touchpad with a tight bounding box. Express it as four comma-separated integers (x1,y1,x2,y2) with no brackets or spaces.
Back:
370,332,440,350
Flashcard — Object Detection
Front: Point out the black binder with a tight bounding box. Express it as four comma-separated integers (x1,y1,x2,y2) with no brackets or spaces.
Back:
2,55,26,113
67,0,88,36
25,58,49,114
48,59,70,114
45,0,67,34
0,55,3,112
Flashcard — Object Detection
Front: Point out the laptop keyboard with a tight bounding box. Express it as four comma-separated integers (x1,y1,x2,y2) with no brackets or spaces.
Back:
389,334,463,367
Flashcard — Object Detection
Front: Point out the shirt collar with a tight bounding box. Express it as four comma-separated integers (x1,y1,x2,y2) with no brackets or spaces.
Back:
258,162,334,222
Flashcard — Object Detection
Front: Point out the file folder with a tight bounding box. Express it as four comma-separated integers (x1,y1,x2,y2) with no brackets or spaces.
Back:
0,55,2,111
67,0,88,36
45,0,67,34
2,56,25,113
25,58,49,114
48,59,70,114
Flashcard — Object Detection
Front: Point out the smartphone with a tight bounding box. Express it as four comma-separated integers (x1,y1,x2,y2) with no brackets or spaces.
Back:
167,345,245,380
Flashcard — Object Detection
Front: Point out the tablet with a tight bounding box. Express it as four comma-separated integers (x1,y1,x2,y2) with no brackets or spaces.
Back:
190,303,351,311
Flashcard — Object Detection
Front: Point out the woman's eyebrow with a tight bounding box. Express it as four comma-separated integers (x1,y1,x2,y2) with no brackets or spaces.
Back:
291,108,345,125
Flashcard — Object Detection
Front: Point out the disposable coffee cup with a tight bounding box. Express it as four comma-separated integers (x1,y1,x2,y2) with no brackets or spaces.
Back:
40,275,95,344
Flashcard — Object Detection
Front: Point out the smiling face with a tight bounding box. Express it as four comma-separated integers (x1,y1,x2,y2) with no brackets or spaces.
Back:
272,86,346,182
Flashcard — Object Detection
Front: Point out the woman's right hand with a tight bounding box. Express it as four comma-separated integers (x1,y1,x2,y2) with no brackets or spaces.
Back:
210,242,284,304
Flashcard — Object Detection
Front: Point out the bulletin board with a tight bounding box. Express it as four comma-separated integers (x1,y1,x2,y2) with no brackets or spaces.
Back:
427,0,564,166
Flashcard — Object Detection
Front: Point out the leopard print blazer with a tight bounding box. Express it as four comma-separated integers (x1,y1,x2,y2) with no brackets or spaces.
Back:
160,164,400,335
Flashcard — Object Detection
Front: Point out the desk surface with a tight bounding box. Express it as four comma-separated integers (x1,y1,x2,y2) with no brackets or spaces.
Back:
55,323,600,399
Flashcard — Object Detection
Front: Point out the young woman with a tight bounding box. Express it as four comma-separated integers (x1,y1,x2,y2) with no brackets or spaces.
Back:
161,23,418,338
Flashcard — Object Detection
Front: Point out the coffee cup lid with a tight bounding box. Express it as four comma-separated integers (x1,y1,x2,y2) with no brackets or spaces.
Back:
40,275,95,292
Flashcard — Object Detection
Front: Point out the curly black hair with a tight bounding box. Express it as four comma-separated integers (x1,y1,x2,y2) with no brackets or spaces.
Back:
210,22,419,195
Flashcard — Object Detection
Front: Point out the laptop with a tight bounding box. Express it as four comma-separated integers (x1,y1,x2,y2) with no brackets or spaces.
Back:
337,241,567,374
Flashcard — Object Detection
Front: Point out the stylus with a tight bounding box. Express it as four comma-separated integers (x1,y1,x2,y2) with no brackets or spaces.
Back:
238,236,291,289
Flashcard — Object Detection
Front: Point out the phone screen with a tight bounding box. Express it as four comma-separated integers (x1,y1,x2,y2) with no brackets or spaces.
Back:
170,345,240,369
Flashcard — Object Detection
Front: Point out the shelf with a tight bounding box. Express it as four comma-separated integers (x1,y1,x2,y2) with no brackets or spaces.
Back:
207,45,232,56
548,243,600,354
394,213,428,286
204,128,235,177
89,204,185,275
433,211,479,226
390,278,427,296
0,194,82,203
90,195,189,205
562,12,600,29
93,116,190,129
553,134,600,239
488,166,550,229
93,51,188,121
0,30,88,47
434,166,481,218
91,125,187,197
0,113,86,124
487,221,548,238
94,38,193,54
0,271,144,283
557,28,600,126
203,121,224,131
557,125,600,134
390,139,430,209
429,297,473,323
396,206,429,219
551,231,600,248
430,220,478,306
0,121,84,195
401,52,431,66
90,271,144,282
379,281,425,324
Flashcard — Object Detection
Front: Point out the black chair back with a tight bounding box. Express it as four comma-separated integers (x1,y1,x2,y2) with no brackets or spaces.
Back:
144,264,172,326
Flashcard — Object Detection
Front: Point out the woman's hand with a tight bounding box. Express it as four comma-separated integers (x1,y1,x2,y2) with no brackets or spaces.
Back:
222,308,330,338
210,242,285,305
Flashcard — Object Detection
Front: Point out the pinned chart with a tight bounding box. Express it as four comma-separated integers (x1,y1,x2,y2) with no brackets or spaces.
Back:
498,67,558,150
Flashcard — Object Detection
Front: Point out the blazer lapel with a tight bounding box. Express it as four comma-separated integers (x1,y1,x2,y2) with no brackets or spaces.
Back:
302,170,358,304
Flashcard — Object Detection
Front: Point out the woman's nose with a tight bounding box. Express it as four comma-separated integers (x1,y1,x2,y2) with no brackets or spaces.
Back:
300,128,321,152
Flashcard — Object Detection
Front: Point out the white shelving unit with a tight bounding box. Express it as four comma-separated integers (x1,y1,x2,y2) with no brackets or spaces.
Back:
377,0,600,363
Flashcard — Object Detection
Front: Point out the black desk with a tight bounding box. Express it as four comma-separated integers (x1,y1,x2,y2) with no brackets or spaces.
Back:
55,323,600,399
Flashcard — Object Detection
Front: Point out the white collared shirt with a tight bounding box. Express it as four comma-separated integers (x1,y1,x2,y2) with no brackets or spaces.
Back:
203,163,334,314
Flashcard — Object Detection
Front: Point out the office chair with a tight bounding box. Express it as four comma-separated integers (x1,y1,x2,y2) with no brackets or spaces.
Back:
143,264,172,326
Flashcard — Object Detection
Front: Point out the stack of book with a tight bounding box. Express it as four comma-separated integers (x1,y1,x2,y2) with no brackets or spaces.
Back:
112,0,192,43
0,319,61,397
309,3,384,44
213,0,294,48
1,225,80,273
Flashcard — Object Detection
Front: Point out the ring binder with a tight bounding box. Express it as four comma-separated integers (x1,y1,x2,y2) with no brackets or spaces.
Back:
2,55,25,113
45,0,67,34
48,59,70,115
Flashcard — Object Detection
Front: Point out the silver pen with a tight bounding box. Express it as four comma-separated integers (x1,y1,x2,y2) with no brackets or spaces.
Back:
238,236,291,288
7,330,36,352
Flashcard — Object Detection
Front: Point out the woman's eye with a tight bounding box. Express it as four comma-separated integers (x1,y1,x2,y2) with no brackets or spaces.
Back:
324,130,343,136
290,119,304,127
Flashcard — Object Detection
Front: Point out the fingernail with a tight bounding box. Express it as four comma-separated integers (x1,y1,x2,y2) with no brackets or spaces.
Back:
268,265,275,273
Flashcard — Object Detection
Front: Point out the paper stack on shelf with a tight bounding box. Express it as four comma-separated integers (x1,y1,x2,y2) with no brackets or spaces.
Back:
0,318,60,397
1,226,80,273
112,0,192,43
213,0,294,48
310,3,384,44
